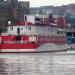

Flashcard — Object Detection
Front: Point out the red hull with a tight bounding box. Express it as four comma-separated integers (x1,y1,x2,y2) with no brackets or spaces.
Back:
0,43,38,49
0,36,67,52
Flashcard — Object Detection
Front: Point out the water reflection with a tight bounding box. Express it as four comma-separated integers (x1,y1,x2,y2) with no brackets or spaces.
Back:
0,53,75,75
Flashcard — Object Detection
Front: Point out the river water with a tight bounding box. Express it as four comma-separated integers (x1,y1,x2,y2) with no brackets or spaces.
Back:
0,52,75,75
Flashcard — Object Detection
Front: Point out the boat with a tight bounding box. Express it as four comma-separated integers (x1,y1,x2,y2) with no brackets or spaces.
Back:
66,29,75,53
0,14,67,52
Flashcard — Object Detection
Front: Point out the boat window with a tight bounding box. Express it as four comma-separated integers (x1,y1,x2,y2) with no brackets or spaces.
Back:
61,31,64,34
21,28,23,30
35,18,40,21
10,27,13,31
25,26,28,29
25,26,31,30
63,31,65,34
57,31,60,34
17,28,20,34
73,32,75,37
24,16,27,21
28,26,31,30
12,27,13,30
66,32,72,36
72,38,75,43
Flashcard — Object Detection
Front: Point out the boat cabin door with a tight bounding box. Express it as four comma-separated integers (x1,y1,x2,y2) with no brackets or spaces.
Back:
17,28,20,35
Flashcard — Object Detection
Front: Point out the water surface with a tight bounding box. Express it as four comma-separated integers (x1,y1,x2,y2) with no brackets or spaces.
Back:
0,52,75,75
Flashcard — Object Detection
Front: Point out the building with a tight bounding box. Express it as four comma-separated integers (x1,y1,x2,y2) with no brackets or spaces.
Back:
0,0,29,33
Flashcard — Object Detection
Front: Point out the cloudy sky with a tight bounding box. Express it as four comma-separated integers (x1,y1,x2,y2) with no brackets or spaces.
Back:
19,0,75,7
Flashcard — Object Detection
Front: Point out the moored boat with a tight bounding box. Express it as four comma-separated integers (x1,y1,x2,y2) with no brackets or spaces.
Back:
0,14,67,52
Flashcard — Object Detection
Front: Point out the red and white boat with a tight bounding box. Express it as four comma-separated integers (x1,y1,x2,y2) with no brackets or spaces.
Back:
0,14,67,52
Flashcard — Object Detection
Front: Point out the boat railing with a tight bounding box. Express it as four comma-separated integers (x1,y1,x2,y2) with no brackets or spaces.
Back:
67,44,75,51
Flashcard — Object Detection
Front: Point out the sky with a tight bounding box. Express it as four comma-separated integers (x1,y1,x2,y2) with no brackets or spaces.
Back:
19,0,75,7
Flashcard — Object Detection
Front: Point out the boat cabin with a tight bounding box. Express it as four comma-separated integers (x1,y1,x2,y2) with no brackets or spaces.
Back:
6,14,66,37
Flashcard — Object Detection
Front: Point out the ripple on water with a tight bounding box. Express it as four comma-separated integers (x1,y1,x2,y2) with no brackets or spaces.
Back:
0,53,75,75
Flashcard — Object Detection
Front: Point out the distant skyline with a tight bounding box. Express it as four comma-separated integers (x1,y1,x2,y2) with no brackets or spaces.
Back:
19,0,75,7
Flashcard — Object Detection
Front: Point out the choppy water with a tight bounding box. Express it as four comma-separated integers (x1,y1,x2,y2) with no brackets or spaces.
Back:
0,52,75,75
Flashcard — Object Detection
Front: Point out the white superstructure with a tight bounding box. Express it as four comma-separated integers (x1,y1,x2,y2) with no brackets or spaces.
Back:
7,14,66,37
